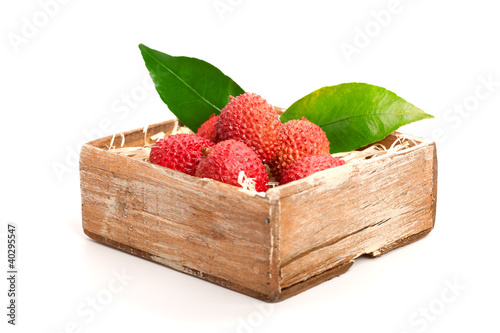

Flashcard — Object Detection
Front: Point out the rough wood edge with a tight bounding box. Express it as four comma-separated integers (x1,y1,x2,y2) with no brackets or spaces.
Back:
83,222,434,302
365,227,433,257
83,228,273,302
88,118,180,149
267,194,281,300
431,142,438,229
80,142,271,203
277,225,434,301
82,116,433,204
267,133,433,200
83,227,351,303
275,260,354,302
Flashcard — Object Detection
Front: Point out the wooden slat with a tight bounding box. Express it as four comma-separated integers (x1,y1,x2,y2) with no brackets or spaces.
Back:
276,141,437,289
80,143,274,297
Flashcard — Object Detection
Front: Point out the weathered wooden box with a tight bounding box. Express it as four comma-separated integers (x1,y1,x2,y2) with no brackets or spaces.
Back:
80,118,437,302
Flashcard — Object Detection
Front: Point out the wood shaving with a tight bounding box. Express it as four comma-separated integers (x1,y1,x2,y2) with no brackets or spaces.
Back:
331,135,416,163
107,124,194,162
108,126,417,192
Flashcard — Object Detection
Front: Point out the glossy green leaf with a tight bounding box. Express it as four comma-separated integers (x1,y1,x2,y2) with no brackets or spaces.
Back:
139,44,245,131
280,83,434,153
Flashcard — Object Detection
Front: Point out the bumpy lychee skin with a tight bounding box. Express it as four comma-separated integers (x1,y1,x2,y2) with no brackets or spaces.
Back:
195,140,269,192
270,117,330,181
280,155,345,185
196,113,219,143
216,92,284,163
149,134,215,176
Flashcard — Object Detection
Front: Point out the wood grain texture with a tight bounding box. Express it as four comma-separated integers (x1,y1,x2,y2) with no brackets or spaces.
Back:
80,133,275,298
273,138,437,289
80,120,437,302
83,229,274,301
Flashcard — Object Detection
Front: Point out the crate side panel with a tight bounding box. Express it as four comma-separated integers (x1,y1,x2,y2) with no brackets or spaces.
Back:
279,144,436,288
80,145,272,295
281,213,432,288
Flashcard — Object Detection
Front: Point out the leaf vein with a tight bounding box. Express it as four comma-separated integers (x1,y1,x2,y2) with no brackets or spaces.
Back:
146,49,221,113
318,112,426,127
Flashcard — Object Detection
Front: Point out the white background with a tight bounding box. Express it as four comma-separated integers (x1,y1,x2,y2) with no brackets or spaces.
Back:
1,0,499,332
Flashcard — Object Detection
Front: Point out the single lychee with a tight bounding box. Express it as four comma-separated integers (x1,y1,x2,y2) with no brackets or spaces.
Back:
195,139,269,192
216,92,284,163
269,117,330,181
196,113,218,142
149,134,214,176
280,155,345,185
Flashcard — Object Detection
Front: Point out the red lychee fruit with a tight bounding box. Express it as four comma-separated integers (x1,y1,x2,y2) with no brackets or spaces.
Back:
279,155,345,185
216,92,284,164
196,113,219,143
149,134,214,176
195,139,269,192
269,117,330,181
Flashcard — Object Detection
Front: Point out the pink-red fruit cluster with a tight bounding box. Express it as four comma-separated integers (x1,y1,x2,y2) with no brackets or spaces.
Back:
149,134,214,176
270,117,331,181
280,155,345,185
195,140,269,192
151,92,345,191
216,92,284,164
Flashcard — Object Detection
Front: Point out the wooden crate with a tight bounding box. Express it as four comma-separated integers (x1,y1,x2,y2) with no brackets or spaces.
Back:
80,118,437,302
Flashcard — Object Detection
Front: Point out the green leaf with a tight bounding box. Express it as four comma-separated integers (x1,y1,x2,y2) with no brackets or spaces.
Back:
280,83,434,153
139,44,245,131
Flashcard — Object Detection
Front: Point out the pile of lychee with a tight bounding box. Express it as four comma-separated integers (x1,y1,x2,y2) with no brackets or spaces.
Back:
149,92,345,192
